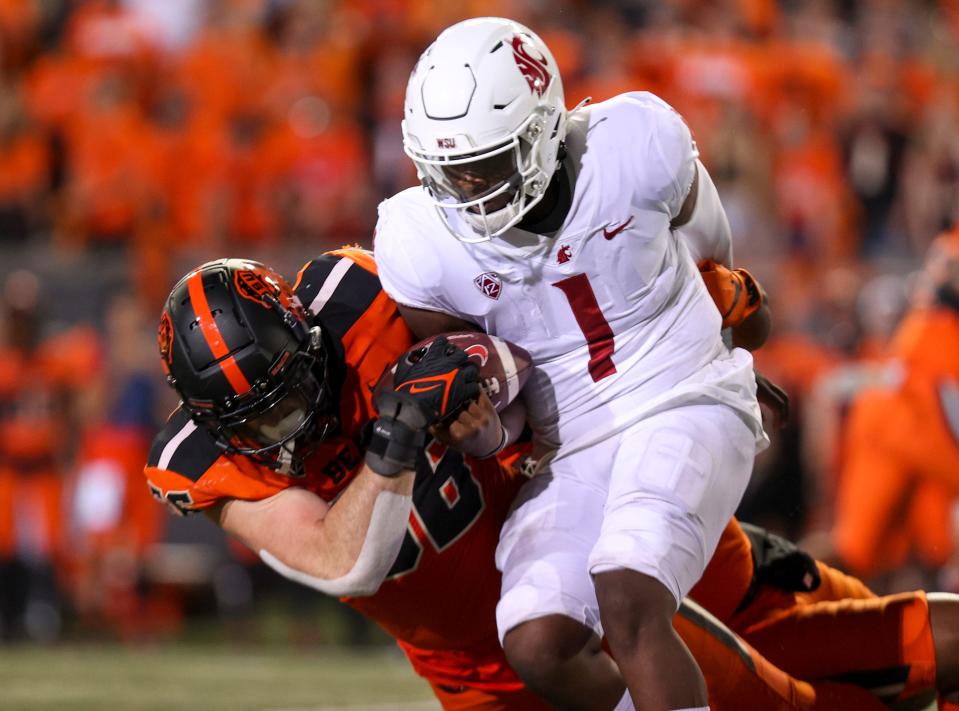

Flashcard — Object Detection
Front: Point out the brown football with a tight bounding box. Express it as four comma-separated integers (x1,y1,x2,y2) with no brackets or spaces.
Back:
374,331,532,412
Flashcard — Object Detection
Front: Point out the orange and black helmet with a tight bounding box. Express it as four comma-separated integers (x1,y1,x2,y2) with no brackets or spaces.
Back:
159,259,336,471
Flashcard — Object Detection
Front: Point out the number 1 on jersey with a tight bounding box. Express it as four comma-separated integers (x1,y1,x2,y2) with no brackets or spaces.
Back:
552,273,617,382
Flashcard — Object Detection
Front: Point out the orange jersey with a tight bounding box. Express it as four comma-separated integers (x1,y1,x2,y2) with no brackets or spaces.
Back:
145,248,526,690
835,307,959,576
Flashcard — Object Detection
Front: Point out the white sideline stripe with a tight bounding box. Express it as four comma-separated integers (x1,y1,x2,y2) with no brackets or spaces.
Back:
158,419,197,470
309,258,353,315
491,337,519,404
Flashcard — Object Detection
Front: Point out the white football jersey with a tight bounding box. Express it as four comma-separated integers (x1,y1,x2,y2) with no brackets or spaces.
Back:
375,92,765,456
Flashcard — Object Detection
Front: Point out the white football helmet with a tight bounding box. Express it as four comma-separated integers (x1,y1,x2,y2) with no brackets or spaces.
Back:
402,17,567,241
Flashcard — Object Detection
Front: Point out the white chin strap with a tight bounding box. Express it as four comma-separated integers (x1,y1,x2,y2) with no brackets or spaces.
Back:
462,198,521,239
258,491,412,598
275,440,296,476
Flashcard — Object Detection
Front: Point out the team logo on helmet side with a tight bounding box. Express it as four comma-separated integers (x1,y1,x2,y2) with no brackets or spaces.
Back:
235,268,277,308
511,35,550,97
158,311,174,363
473,272,502,300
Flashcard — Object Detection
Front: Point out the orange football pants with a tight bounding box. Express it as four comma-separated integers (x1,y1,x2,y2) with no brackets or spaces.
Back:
731,564,937,707
426,593,897,711
678,600,890,711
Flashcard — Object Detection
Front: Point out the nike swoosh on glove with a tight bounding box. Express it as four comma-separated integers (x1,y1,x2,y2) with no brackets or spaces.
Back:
391,335,481,425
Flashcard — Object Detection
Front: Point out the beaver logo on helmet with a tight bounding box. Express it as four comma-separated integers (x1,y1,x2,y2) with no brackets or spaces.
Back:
234,268,277,308
157,311,174,367
511,35,550,97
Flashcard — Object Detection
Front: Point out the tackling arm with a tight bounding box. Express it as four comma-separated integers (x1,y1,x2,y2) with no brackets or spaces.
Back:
207,346,466,598
211,465,414,597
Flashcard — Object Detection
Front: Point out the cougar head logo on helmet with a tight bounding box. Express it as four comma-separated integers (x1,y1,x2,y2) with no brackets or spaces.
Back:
402,17,568,242
511,35,549,97
159,259,336,474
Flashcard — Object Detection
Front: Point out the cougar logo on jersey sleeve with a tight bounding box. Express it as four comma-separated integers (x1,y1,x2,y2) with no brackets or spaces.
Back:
511,35,550,97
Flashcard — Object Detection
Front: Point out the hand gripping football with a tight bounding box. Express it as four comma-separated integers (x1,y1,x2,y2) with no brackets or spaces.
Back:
375,331,532,413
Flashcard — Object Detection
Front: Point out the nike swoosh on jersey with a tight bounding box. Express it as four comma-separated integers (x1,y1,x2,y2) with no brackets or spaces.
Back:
603,216,634,240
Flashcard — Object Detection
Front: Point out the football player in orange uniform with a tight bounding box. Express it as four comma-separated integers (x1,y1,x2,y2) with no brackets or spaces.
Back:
146,251,547,707
834,229,959,579
146,249,956,710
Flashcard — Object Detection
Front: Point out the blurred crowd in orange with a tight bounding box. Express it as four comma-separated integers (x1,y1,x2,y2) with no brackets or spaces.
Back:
1,0,959,643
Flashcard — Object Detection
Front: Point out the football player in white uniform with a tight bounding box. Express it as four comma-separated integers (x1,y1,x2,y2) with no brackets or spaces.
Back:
374,17,769,711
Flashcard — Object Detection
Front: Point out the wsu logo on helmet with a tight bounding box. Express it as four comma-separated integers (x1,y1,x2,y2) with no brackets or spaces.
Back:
511,35,550,97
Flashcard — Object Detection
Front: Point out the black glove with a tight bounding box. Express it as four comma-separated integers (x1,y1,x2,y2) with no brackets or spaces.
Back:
734,523,821,613
392,336,480,425
365,336,479,477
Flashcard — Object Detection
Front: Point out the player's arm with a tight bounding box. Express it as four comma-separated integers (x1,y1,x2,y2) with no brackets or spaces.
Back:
683,168,771,349
219,337,480,597
397,304,480,341
246,340,479,596
661,122,771,350
671,159,733,266
210,465,414,597
432,392,527,458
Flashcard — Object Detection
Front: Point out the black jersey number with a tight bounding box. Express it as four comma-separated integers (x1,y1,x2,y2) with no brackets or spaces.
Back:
386,440,486,579
148,483,196,517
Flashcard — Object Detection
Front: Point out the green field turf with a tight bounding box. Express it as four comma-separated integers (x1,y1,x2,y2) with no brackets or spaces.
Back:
0,644,440,711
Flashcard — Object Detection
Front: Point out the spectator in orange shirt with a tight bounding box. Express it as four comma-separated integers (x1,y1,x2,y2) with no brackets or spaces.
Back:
833,228,959,581
0,89,49,241
0,270,99,642
66,294,163,640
